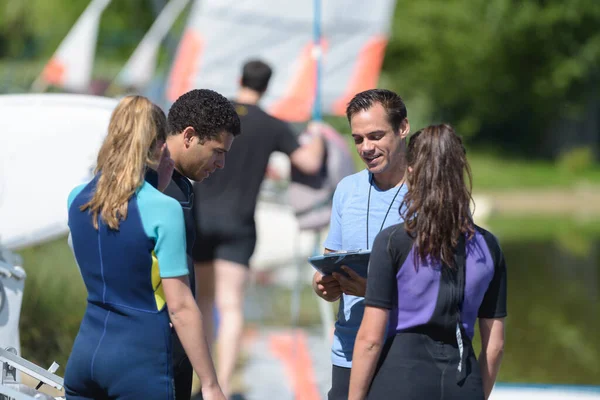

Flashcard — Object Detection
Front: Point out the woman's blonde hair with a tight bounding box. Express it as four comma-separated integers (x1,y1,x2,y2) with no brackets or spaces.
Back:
81,95,167,230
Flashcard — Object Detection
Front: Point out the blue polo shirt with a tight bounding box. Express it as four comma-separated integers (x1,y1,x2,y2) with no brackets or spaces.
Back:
323,169,407,368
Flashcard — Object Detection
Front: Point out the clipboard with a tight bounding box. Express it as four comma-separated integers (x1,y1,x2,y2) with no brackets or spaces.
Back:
308,250,371,278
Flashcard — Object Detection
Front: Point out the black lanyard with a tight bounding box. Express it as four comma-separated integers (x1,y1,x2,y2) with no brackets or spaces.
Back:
365,174,404,250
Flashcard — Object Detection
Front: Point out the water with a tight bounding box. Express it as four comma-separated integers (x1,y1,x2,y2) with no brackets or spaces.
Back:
482,216,600,385
244,215,600,386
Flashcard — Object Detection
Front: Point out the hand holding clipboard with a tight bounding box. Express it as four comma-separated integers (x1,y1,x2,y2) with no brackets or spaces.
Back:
309,250,370,297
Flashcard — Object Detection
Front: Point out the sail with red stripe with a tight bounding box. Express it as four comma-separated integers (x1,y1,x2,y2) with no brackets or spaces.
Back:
32,0,112,93
115,0,191,91
165,0,396,121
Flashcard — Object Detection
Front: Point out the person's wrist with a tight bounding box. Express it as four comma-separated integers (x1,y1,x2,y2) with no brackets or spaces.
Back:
201,382,221,394
307,121,324,136
328,292,341,302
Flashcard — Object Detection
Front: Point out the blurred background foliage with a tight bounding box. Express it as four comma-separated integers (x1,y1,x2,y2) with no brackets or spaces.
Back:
1,0,599,162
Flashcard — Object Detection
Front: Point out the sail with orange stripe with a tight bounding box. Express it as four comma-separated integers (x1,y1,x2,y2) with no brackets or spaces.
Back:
115,0,190,91
32,0,112,93
165,0,396,121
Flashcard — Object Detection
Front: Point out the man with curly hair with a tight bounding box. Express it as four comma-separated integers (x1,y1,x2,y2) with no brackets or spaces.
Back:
145,88,241,400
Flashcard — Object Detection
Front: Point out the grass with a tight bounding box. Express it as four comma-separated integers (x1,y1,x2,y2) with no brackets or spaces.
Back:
0,59,127,94
16,236,86,369
486,214,600,240
326,118,600,192
468,151,600,191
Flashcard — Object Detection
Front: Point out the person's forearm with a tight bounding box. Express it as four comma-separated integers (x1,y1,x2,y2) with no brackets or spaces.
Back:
348,338,382,400
478,347,504,399
170,302,219,389
291,136,325,175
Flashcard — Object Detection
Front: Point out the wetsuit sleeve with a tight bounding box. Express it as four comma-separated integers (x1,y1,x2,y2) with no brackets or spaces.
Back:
478,232,508,318
154,200,189,278
365,227,397,309
67,183,87,209
138,182,189,278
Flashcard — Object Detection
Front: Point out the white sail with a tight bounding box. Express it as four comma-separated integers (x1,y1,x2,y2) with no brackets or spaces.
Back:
165,0,397,121
115,0,191,90
33,0,112,93
0,94,118,249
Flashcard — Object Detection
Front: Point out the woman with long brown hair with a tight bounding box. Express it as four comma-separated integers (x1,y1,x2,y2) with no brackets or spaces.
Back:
349,124,507,399
63,95,225,400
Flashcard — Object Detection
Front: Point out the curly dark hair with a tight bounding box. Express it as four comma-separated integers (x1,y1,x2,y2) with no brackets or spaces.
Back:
167,89,241,142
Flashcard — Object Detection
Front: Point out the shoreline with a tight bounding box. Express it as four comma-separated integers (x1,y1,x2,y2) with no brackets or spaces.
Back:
473,186,600,220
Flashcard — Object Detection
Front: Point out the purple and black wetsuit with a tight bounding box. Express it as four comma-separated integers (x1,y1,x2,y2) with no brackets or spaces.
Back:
365,224,507,399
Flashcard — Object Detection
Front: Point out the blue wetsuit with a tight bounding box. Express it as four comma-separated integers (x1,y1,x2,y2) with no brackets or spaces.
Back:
64,176,189,400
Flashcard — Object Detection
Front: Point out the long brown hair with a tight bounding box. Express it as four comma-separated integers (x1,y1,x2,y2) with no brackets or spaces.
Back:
400,124,475,267
81,95,167,230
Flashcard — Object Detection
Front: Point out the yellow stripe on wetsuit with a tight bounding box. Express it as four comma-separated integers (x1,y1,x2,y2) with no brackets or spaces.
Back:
151,251,166,311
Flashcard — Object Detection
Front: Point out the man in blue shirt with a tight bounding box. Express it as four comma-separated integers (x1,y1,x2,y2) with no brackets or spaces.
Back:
311,89,410,400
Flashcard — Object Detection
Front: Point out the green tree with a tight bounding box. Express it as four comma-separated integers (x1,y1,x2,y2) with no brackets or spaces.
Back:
382,0,600,156
0,0,156,60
